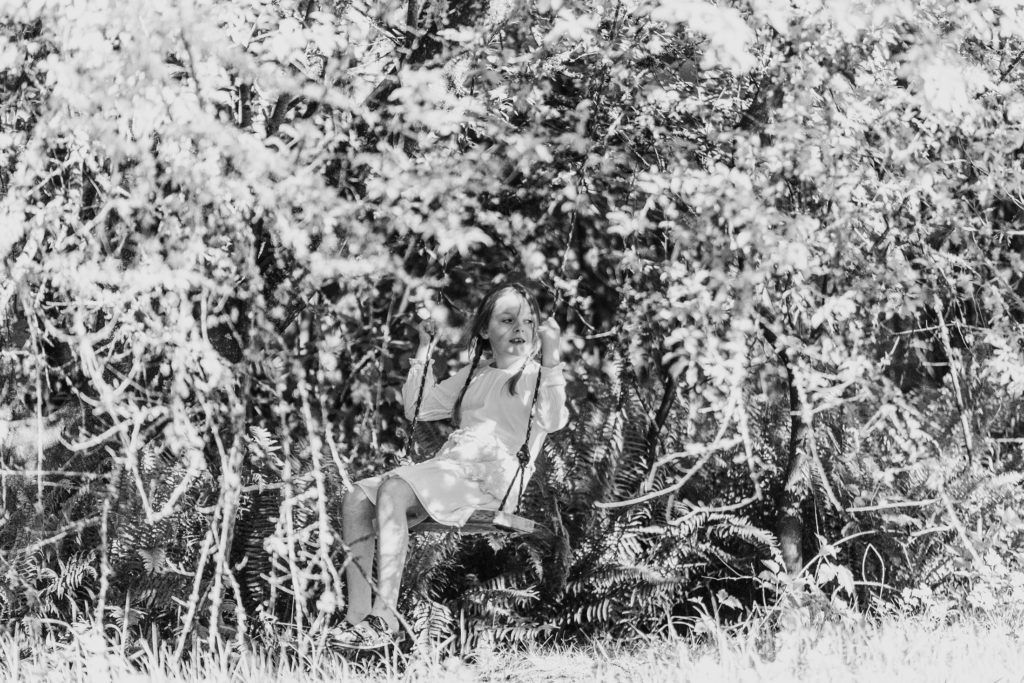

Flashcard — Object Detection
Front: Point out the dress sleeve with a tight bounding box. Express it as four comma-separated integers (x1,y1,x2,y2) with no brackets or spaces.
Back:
403,360,471,421
534,362,569,433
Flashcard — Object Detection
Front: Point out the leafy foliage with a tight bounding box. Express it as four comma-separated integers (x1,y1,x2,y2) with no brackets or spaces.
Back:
0,0,1023,657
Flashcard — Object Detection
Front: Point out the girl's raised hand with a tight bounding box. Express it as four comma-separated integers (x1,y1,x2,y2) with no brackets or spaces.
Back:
416,317,437,347
538,317,561,366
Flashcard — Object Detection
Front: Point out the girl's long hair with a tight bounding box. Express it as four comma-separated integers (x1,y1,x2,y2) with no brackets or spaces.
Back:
450,280,541,428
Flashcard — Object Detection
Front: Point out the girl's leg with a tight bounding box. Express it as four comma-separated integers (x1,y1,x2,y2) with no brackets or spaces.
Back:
371,476,427,633
341,487,376,625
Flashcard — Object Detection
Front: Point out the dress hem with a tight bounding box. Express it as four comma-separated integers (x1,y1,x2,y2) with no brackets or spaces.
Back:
354,468,503,529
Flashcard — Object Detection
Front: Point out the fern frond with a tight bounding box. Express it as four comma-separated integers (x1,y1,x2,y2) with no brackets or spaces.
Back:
410,596,454,645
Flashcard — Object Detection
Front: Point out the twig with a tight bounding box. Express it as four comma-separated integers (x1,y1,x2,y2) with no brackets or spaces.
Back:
582,327,621,341
934,297,974,463
999,48,1024,83
299,362,346,632
650,398,737,476
204,400,247,653
939,489,983,567
178,23,206,111
646,374,678,461
937,489,978,569
95,489,113,632
846,499,938,513
173,523,217,659
62,419,131,452
597,437,743,509
672,493,762,518
142,448,207,524
0,469,103,479
14,516,101,555
23,287,46,504
909,525,954,539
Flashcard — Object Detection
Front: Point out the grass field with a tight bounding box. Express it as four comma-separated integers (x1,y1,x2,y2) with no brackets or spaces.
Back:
4,607,1024,682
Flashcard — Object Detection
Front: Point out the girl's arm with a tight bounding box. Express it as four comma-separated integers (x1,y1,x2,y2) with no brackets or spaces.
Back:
402,361,470,421
534,364,569,432
535,317,569,432
402,319,469,421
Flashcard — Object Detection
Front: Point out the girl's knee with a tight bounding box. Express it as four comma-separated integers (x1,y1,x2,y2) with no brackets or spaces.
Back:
377,475,412,503
343,487,371,514
377,477,427,522
379,476,424,512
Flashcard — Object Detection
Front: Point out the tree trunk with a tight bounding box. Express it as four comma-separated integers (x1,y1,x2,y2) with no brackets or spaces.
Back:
760,323,812,575
778,369,811,575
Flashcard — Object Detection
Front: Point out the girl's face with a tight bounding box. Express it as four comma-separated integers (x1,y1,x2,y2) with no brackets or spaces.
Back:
482,290,536,366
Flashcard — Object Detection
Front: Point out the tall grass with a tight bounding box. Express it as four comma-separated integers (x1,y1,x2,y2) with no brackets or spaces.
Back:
3,608,1023,682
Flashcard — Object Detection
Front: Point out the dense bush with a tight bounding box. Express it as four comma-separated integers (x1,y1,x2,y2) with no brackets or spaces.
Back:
1,0,1022,654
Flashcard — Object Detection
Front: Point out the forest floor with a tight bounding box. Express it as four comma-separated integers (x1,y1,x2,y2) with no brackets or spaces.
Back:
4,608,1024,682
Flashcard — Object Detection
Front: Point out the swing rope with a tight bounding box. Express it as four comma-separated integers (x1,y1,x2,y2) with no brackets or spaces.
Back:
497,367,544,515
497,277,568,519
401,329,435,466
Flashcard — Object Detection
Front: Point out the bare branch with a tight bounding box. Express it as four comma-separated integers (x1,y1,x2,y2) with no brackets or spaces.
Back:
597,437,743,509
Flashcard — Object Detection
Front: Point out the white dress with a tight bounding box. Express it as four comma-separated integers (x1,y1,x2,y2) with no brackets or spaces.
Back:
355,358,569,527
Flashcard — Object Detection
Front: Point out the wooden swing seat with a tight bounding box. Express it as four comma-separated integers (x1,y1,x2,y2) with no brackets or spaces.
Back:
413,509,537,535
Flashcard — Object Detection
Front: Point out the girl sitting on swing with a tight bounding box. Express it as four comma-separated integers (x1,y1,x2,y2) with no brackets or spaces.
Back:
338,279,569,649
